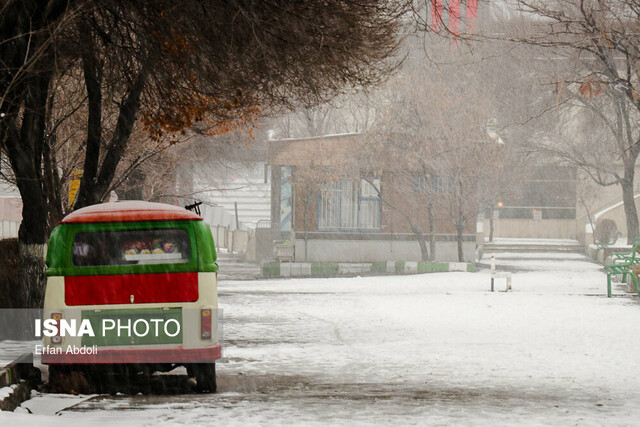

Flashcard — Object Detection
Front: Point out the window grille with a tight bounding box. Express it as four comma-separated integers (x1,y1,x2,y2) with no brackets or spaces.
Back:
318,179,381,231
415,176,454,194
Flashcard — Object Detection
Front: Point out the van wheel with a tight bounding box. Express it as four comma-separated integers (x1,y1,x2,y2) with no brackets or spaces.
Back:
188,363,216,393
47,365,66,392
47,365,92,394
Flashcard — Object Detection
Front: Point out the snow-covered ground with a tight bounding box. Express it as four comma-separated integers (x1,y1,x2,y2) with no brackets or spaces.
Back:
2,251,640,425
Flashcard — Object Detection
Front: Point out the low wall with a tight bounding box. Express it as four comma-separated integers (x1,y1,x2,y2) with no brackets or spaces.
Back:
211,226,250,254
585,244,634,265
293,233,476,263
262,260,475,278
212,226,228,249
229,229,250,253
485,219,578,239
0,221,19,239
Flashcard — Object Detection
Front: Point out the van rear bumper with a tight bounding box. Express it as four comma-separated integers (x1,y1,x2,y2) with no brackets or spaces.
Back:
42,345,221,365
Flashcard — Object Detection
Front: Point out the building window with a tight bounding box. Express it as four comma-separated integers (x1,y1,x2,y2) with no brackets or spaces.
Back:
361,178,380,198
318,179,381,231
415,176,455,194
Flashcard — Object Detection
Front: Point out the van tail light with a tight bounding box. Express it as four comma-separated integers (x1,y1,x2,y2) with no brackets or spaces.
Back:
51,312,62,344
201,309,212,340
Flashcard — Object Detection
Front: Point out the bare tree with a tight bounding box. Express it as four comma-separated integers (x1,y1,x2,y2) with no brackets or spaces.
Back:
365,35,507,261
493,0,640,243
289,167,328,262
0,0,86,307
0,0,409,307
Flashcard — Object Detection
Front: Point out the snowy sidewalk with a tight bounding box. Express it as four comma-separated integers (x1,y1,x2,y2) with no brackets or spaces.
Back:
2,251,639,425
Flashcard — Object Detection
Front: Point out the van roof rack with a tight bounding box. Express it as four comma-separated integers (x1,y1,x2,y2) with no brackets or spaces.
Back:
185,201,202,216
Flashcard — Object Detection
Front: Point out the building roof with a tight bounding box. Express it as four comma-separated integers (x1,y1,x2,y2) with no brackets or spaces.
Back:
61,201,202,224
268,133,362,166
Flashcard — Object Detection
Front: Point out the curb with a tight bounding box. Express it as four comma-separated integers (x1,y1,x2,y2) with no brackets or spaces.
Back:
0,383,30,411
0,353,41,412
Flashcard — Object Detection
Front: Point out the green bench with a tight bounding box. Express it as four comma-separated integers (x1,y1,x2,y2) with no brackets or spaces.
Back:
604,238,640,297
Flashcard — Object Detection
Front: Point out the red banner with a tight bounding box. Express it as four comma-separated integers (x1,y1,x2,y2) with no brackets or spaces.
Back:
450,0,461,44
466,0,478,32
467,0,478,18
431,0,443,31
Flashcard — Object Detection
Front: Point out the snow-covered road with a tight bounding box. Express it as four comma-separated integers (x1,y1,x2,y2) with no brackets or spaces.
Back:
2,252,640,425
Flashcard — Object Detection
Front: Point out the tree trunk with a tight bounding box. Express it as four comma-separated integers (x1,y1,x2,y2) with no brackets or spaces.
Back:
43,92,64,231
410,222,429,262
456,198,465,262
0,2,77,307
74,64,149,209
428,202,435,261
456,227,463,262
303,196,309,262
621,168,639,244
7,72,51,307
19,242,47,308
43,138,64,230
365,176,429,262
74,26,103,209
489,207,495,243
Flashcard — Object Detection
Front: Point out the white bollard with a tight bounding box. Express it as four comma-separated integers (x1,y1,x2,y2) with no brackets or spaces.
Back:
490,255,512,292
491,255,495,292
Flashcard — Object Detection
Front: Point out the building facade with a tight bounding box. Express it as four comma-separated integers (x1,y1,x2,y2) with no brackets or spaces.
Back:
268,134,477,262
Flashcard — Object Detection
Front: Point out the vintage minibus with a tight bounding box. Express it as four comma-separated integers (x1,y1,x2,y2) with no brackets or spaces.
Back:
41,201,220,392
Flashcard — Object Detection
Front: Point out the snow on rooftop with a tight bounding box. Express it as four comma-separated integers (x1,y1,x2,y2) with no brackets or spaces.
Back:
269,132,361,142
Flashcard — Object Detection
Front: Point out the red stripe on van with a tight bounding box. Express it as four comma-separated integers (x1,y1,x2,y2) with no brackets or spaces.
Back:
65,273,199,306
42,345,221,364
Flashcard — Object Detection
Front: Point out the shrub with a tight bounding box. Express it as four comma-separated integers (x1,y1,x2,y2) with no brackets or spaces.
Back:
371,262,387,273
311,263,339,277
417,262,449,273
594,219,618,244
262,261,280,277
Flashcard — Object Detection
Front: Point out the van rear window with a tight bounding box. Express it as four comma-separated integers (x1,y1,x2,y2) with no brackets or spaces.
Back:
72,228,191,267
